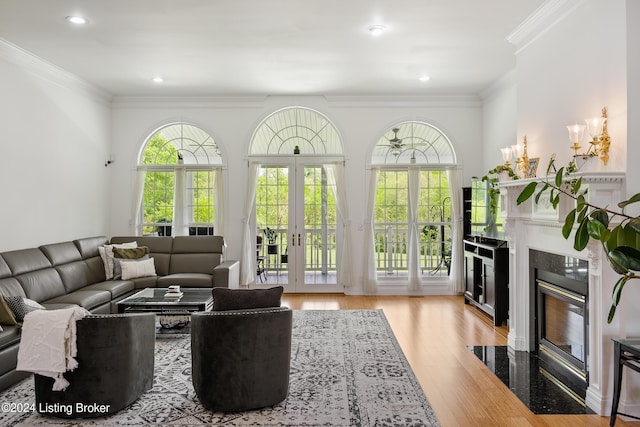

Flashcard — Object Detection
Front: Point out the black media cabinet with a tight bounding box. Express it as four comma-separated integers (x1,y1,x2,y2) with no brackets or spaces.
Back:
463,238,509,326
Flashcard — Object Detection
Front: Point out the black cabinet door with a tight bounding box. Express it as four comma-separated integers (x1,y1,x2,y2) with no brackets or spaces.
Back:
464,253,475,299
483,259,496,311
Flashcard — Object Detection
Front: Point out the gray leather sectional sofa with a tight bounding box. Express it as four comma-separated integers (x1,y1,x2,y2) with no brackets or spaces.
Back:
0,234,239,391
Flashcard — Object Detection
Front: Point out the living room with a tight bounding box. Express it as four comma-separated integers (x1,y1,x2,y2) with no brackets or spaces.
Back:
0,0,639,425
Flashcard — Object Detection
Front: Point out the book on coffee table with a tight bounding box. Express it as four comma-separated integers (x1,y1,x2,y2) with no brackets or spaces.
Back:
164,291,183,299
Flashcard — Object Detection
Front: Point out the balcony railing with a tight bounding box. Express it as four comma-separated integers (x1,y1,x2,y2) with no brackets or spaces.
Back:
258,227,337,273
374,223,451,278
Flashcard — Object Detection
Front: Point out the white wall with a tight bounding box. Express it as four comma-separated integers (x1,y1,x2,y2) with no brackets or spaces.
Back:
0,48,111,252
481,71,517,172
515,0,627,171
109,95,484,292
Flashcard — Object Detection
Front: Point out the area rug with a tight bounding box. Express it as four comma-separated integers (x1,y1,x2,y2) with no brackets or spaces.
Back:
0,310,439,426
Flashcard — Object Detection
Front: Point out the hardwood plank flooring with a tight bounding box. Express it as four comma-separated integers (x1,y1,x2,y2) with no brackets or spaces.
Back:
281,294,639,427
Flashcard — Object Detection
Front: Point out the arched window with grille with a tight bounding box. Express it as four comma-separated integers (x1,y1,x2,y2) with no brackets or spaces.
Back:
135,123,224,236
365,121,461,292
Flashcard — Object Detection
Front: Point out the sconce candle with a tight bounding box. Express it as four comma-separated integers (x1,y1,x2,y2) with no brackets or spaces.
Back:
500,147,512,166
566,123,586,155
584,107,610,165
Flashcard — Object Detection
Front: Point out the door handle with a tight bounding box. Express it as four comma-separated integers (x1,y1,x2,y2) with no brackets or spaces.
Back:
298,233,301,246
292,233,295,246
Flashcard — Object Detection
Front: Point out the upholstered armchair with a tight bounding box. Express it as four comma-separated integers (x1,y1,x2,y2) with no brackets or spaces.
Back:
34,313,155,418
191,306,293,412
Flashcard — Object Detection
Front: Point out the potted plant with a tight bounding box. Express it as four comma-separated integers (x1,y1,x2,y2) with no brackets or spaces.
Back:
515,157,640,322
264,227,278,254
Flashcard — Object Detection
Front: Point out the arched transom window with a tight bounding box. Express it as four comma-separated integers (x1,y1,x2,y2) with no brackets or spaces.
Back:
141,122,222,165
372,121,456,165
136,123,223,236
250,107,343,155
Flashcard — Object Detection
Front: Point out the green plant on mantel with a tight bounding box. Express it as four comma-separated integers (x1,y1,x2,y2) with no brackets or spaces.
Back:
476,164,519,219
516,157,640,323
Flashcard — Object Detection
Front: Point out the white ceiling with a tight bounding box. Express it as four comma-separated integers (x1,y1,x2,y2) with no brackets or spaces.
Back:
0,0,546,97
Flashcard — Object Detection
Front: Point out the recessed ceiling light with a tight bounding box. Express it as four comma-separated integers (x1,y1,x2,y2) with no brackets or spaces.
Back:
419,75,431,82
151,76,164,83
368,25,386,36
66,16,88,25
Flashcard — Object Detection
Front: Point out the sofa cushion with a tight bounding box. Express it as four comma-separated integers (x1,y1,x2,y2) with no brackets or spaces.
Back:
158,273,213,288
212,286,283,311
1,248,52,276
123,276,158,290
44,290,111,311
73,236,108,260
79,280,135,299
39,242,82,266
55,261,93,293
0,256,11,279
0,278,27,299
172,235,224,254
15,269,66,303
0,325,21,352
84,257,107,284
110,236,173,254
170,253,221,275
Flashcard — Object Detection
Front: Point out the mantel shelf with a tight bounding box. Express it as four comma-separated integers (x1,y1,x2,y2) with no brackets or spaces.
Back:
498,171,625,190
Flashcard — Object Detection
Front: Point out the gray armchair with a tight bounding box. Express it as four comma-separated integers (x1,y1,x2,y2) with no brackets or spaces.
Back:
191,307,292,412
34,313,155,418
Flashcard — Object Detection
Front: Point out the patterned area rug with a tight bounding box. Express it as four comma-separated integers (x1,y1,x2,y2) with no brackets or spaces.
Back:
0,310,439,426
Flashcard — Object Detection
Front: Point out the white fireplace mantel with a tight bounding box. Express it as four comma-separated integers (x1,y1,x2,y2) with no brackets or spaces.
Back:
499,171,627,415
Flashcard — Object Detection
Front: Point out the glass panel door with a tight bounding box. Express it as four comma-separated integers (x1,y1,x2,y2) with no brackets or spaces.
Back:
255,159,340,292
296,165,338,291
255,166,290,286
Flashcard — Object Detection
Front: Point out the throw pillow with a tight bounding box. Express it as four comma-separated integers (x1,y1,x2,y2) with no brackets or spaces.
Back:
212,286,283,311
113,246,149,259
4,295,42,323
113,254,150,280
23,298,45,310
120,257,157,280
0,295,18,326
98,242,137,280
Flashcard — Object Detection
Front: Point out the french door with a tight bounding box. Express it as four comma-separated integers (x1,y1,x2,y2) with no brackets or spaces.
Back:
255,157,341,292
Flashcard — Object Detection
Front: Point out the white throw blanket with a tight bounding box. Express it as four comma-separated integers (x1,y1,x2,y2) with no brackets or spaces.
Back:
16,306,90,391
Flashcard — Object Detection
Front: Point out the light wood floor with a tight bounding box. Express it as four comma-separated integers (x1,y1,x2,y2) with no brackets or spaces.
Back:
281,294,639,427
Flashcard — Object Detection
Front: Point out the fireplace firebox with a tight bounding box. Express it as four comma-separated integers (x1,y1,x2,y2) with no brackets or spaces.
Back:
530,249,589,402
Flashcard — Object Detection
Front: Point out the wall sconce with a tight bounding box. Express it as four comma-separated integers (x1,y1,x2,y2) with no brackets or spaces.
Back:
566,123,586,156
500,147,512,166
512,136,529,177
585,106,610,165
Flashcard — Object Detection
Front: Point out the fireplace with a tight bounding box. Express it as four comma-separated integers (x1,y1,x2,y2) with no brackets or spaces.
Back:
499,172,625,415
532,249,589,400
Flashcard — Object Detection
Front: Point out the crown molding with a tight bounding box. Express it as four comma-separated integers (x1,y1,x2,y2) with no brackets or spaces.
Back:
111,95,269,109
0,37,112,105
507,0,586,54
323,94,482,108
111,94,483,109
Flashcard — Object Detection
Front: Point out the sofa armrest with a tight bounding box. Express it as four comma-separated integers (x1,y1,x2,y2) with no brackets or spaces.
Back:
213,260,239,289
